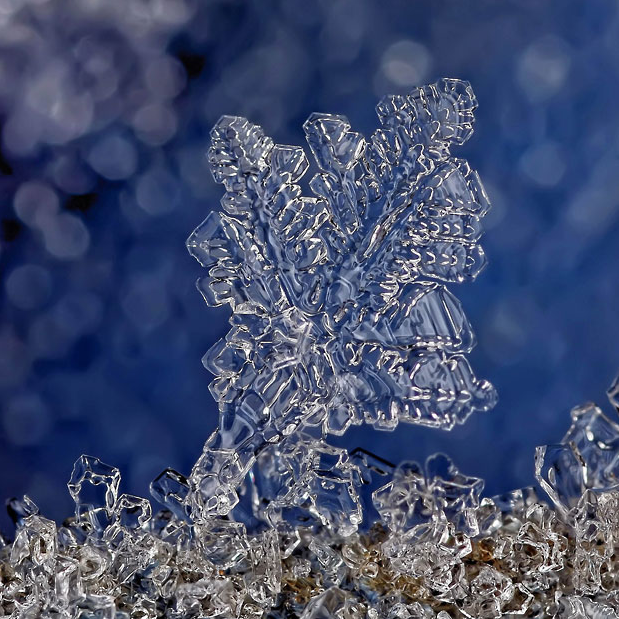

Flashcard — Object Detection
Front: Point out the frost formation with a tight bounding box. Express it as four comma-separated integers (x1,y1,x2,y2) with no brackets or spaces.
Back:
187,77,496,518
4,80,619,619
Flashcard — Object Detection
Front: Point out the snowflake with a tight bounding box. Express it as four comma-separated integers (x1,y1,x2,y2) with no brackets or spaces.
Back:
187,78,497,518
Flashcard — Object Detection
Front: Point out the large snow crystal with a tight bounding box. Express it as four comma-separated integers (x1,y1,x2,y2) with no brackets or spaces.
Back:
187,78,497,518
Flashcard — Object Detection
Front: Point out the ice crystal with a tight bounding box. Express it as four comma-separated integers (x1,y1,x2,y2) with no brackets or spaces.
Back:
187,77,497,518
6,393,619,618
4,79,619,619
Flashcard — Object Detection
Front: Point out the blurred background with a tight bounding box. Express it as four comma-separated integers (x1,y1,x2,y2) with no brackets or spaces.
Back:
1,0,619,531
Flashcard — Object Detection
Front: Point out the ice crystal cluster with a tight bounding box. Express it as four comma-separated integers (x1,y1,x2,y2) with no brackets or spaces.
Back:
2,79,619,619
186,77,497,519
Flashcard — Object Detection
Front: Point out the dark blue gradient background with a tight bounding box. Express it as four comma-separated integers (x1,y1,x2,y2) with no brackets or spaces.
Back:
1,0,619,532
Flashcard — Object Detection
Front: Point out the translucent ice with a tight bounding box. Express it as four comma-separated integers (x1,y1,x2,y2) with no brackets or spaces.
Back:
188,78,497,519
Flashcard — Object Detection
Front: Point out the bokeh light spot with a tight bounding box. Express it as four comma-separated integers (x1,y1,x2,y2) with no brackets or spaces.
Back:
87,134,138,180
380,40,432,88
517,35,571,101
519,141,566,187
43,213,91,260
2,393,52,446
5,264,53,311
13,181,59,228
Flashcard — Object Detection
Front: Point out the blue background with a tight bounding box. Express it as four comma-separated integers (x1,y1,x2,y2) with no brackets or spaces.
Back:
1,0,619,532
